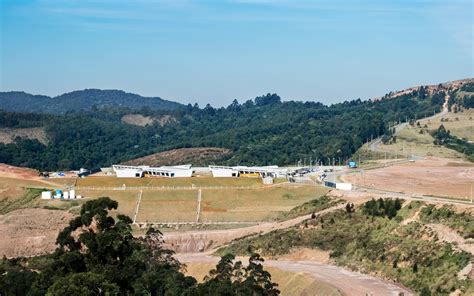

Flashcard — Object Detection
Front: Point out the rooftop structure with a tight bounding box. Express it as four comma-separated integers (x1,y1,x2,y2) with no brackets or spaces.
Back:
209,165,288,178
112,164,193,178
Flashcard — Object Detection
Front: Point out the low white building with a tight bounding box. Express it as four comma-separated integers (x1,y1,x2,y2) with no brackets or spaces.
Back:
209,165,287,178
112,164,193,178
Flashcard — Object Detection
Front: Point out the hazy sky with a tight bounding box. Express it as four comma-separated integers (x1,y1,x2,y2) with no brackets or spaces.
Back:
1,0,472,106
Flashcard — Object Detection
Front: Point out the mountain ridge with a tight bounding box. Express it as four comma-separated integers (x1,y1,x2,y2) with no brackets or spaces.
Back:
0,88,184,113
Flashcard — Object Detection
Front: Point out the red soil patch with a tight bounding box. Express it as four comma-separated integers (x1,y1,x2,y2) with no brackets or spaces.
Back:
0,163,40,180
202,207,227,212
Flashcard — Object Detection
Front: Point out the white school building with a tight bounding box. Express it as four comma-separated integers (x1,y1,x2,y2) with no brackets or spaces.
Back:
112,164,193,178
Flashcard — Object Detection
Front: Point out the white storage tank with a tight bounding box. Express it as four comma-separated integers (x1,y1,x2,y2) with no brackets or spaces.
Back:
262,176,274,185
41,191,52,200
335,183,352,191
70,190,76,199
64,191,69,199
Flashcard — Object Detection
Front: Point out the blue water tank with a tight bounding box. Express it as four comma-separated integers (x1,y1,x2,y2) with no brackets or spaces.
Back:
348,161,357,168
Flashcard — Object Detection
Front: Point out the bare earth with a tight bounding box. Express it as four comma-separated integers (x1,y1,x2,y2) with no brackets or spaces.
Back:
342,157,473,199
0,208,73,257
177,253,413,296
184,262,342,296
162,205,345,253
0,127,48,145
0,163,40,180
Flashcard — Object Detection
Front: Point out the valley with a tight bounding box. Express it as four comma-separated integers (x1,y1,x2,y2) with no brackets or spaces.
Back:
0,80,473,295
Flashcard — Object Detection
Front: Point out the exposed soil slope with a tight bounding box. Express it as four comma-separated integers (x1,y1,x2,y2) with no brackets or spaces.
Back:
0,208,74,257
0,127,48,144
124,147,232,166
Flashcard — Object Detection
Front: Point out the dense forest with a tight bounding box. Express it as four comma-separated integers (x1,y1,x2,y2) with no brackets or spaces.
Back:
0,89,183,114
0,198,280,295
0,88,449,170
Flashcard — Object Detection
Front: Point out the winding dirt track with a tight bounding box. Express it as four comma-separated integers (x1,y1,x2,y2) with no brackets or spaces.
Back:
177,253,414,296
166,204,413,295
163,205,345,253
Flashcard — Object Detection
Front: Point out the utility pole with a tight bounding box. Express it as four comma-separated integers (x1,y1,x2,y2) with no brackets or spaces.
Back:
471,183,473,204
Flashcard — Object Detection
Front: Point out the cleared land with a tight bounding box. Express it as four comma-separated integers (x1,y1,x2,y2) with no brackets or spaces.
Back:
183,262,342,296
123,147,232,167
178,253,411,296
0,208,74,257
342,157,473,200
121,114,155,126
199,186,329,222
76,183,329,223
76,176,261,188
0,127,48,144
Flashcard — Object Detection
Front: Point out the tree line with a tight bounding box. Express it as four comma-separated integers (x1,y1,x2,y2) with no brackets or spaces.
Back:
0,90,446,171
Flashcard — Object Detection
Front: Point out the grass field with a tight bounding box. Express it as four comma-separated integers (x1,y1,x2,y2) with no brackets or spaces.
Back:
75,183,329,223
78,189,139,218
199,186,329,222
138,190,198,222
375,109,474,159
76,176,267,188
421,109,474,141
377,127,466,159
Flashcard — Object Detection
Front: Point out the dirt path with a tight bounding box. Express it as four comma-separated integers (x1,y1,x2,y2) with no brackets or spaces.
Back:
176,253,414,296
163,204,346,253
427,223,474,254
426,223,474,280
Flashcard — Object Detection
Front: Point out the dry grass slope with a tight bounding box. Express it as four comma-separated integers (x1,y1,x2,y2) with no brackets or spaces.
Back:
123,147,232,166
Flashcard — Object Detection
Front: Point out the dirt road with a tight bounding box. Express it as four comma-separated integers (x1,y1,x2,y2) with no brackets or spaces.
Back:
177,253,414,296
162,204,345,253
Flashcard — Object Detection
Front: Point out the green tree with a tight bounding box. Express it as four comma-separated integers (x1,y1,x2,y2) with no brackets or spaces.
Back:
46,272,119,296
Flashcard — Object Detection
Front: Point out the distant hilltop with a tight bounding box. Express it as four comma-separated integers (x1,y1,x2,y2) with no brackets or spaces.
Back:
0,89,184,114
374,78,474,101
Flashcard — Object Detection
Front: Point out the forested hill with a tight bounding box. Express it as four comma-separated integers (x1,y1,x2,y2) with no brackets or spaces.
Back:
0,89,183,113
0,80,472,171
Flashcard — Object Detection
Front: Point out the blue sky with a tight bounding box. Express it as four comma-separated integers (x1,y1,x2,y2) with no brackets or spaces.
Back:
0,0,472,106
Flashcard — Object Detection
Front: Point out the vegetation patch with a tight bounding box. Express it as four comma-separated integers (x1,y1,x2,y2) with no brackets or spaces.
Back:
432,125,474,161
124,147,232,166
419,205,474,239
0,188,43,214
275,195,343,221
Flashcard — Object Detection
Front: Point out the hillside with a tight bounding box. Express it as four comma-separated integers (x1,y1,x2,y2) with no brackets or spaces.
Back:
217,199,474,295
0,79,471,171
124,147,232,166
0,89,183,113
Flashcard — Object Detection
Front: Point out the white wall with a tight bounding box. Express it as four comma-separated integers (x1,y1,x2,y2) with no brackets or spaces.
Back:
336,183,352,191
115,168,143,178
211,168,235,177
